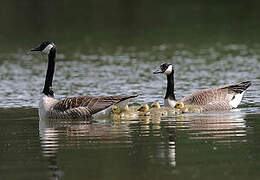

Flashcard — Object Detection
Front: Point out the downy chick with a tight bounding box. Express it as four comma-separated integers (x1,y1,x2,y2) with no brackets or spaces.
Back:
175,101,202,114
111,105,138,120
151,102,180,116
137,104,150,116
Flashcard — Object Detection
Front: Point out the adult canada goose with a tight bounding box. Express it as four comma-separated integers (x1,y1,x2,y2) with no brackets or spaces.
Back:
153,62,251,111
31,41,137,120
175,101,203,113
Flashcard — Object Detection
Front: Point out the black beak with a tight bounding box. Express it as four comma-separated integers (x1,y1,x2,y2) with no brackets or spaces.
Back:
153,68,163,74
30,45,42,52
137,107,142,111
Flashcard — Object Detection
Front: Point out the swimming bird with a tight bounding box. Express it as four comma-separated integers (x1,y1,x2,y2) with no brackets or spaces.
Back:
150,102,167,116
137,103,175,117
31,41,137,120
151,102,180,116
125,104,140,112
151,102,161,109
153,62,251,111
137,104,150,116
175,101,203,113
111,105,138,120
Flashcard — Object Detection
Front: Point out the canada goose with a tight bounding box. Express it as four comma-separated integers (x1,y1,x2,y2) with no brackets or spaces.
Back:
151,102,161,108
151,102,180,116
153,62,251,111
137,103,173,117
31,41,137,120
137,104,150,116
175,101,203,113
124,104,140,112
111,105,138,120
151,102,167,116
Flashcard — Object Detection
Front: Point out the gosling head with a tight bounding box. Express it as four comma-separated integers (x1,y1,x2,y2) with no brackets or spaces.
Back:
151,102,161,108
112,105,121,114
175,102,185,110
137,104,149,112
30,41,56,54
153,62,173,75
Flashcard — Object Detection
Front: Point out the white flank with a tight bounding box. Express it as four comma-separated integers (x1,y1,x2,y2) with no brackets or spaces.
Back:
164,98,177,108
39,95,59,120
229,92,245,108
42,44,54,54
164,65,173,75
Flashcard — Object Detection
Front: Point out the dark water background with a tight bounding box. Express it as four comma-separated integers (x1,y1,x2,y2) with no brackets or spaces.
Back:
0,1,260,180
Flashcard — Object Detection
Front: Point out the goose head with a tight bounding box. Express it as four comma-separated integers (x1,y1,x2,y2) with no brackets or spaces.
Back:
153,62,173,75
151,102,161,108
137,104,150,113
175,101,185,110
30,41,56,54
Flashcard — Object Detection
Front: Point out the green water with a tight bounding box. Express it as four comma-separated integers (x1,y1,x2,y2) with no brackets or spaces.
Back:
1,1,260,180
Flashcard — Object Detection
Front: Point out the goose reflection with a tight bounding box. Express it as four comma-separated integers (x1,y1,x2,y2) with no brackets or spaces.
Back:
175,111,247,143
39,117,132,180
136,115,178,167
39,119,62,180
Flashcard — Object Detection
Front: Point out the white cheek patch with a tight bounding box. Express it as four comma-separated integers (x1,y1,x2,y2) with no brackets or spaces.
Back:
164,65,173,75
42,44,54,54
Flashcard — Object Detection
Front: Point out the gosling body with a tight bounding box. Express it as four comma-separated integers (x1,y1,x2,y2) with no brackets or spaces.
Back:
111,105,139,120
175,102,203,114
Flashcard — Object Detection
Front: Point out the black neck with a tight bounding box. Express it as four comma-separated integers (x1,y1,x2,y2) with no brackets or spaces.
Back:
165,70,176,100
43,48,56,97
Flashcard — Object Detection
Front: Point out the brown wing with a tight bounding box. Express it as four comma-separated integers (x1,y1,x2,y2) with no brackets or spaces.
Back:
52,95,137,116
180,88,230,106
201,101,231,111
180,81,251,107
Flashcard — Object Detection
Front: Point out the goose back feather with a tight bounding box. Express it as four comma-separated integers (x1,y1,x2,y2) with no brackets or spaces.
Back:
43,95,137,119
180,81,251,110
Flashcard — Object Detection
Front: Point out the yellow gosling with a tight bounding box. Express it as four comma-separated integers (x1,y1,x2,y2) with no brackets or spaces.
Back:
175,101,202,113
150,102,168,116
151,102,161,108
125,104,140,112
112,105,138,120
151,102,180,116
137,104,150,116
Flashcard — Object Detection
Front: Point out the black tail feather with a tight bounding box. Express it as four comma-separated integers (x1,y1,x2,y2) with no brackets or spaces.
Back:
227,81,252,93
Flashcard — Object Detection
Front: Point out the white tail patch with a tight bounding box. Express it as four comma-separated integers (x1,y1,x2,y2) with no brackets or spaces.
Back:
229,92,245,108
